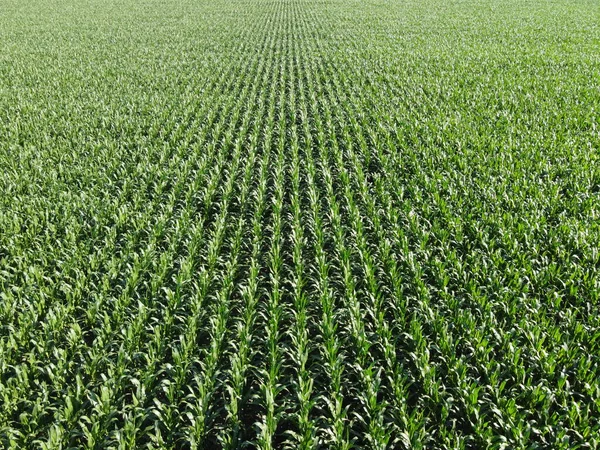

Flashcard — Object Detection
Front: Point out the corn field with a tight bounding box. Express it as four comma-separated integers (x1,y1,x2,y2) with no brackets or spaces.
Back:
1,0,599,448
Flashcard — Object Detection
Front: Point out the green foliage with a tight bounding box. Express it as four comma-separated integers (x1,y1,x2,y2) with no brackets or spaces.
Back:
1,0,599,448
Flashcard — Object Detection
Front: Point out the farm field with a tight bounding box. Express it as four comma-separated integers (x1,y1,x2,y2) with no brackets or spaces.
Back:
1,0,600,448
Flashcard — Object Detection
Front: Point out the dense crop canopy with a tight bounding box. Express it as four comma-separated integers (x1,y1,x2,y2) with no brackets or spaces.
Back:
1,0,599,448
